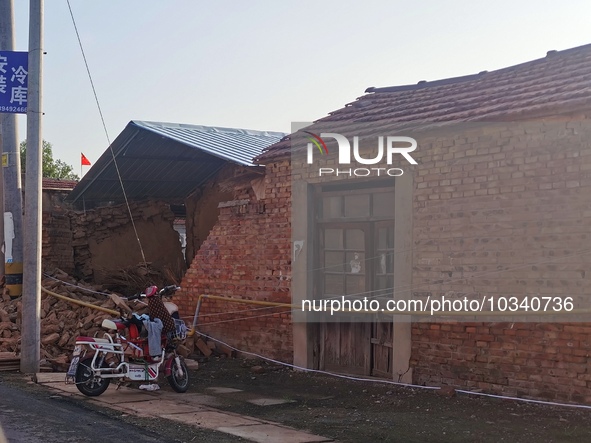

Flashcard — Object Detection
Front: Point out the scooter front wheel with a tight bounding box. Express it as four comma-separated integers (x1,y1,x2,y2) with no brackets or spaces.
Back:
75,357,111,397
166,357,189,393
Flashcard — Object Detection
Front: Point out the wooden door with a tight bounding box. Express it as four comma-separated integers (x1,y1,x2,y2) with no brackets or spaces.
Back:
371,321,393,377
316,187,396,377
322,318,371,375
319,225,371,375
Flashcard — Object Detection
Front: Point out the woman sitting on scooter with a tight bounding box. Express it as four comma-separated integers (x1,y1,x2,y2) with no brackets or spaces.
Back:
145,285,176,334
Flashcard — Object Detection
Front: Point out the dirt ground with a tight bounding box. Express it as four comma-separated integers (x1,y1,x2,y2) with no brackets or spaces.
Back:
176,357,591,443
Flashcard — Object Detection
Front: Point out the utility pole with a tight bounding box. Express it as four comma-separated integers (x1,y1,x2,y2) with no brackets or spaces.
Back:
0,0,23,296
0,132,4,279
21,0,43,373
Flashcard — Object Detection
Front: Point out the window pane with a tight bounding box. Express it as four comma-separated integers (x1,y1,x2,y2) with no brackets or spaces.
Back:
346,252,365,274
322,196,342,219
377,252,392,275
345,229,365,250
344,194,370,218
324,252,344,273
324,229,343,249
386,275,394,291
375,275,388,290
377,228,387,249
374,275,394,295
346,275,365,295
387,227,394,248
325,274,344,295
377,226,395,249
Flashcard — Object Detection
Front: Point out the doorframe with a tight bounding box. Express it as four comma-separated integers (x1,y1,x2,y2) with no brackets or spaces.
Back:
392,172,413,383
291,173,414,382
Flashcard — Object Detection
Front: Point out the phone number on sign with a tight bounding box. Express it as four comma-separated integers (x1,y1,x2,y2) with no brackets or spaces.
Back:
0,105,26,113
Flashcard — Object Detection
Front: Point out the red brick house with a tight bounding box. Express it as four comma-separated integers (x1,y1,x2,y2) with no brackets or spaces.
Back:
179,43,591,402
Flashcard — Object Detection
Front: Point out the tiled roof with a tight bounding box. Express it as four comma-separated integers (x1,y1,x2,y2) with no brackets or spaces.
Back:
258,43,591,161
42,178,78,190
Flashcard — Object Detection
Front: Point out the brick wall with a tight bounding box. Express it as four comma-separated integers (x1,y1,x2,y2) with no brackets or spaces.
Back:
41,195,185,286
178,161,292,362
412,322,591,403
42,189,75,274
180,117,591,402
409,118,591,402
69,200,183,282
184,173,233,266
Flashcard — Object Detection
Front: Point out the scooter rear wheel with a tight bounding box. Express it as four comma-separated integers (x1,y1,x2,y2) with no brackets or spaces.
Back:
166,357,189,393
75,357,111,397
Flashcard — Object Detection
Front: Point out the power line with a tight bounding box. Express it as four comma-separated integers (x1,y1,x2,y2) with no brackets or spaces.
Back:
66,0,147,266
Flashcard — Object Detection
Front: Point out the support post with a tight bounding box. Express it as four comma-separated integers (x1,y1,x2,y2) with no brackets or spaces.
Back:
0,128,5,278
0,0,24,296
21,0,44,374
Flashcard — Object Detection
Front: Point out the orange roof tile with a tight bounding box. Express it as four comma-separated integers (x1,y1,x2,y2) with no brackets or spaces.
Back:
42,178,78,190
258,43,591,162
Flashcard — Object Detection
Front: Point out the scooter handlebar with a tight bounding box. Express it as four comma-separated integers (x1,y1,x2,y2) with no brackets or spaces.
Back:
126,285,180,300
159,285,181,296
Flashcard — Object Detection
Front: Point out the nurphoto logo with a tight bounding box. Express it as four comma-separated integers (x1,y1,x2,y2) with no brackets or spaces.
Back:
304,132,418,177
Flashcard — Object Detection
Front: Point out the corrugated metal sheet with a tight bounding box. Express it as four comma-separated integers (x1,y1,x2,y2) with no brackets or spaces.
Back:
66,120,286,208
134,121,285,167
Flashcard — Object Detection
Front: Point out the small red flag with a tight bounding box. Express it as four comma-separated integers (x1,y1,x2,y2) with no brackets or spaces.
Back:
81,153,91,166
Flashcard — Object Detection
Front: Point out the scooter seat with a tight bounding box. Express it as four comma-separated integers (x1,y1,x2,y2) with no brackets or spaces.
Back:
76,336,111,343
102,319,126,331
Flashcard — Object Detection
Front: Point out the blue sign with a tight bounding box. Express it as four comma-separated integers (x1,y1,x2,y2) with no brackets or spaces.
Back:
0,51,28,114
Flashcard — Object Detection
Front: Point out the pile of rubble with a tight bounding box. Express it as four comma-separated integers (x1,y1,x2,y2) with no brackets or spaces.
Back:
0,269,135,371
0,268,236,372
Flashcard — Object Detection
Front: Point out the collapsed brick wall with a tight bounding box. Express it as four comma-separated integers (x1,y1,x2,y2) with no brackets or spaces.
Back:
42,189,75,274
185,181,233,265
409,118,591,402
70,200,184,282
179,161,292,362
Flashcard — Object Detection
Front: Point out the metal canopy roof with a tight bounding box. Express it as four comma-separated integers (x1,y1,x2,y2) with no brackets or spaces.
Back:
66,120,286,208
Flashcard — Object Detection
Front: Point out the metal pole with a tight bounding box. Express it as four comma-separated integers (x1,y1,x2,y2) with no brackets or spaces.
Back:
0,132,5,278
0,3,6,282
0,1,5,278
21,0,43,374
0,0,23,296
191,295,203,331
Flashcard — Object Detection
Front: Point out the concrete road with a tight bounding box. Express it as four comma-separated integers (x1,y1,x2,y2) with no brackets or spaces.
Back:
0,376,243,442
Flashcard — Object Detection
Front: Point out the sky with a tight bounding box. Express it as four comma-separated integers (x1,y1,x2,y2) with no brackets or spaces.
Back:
8,0,591,176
